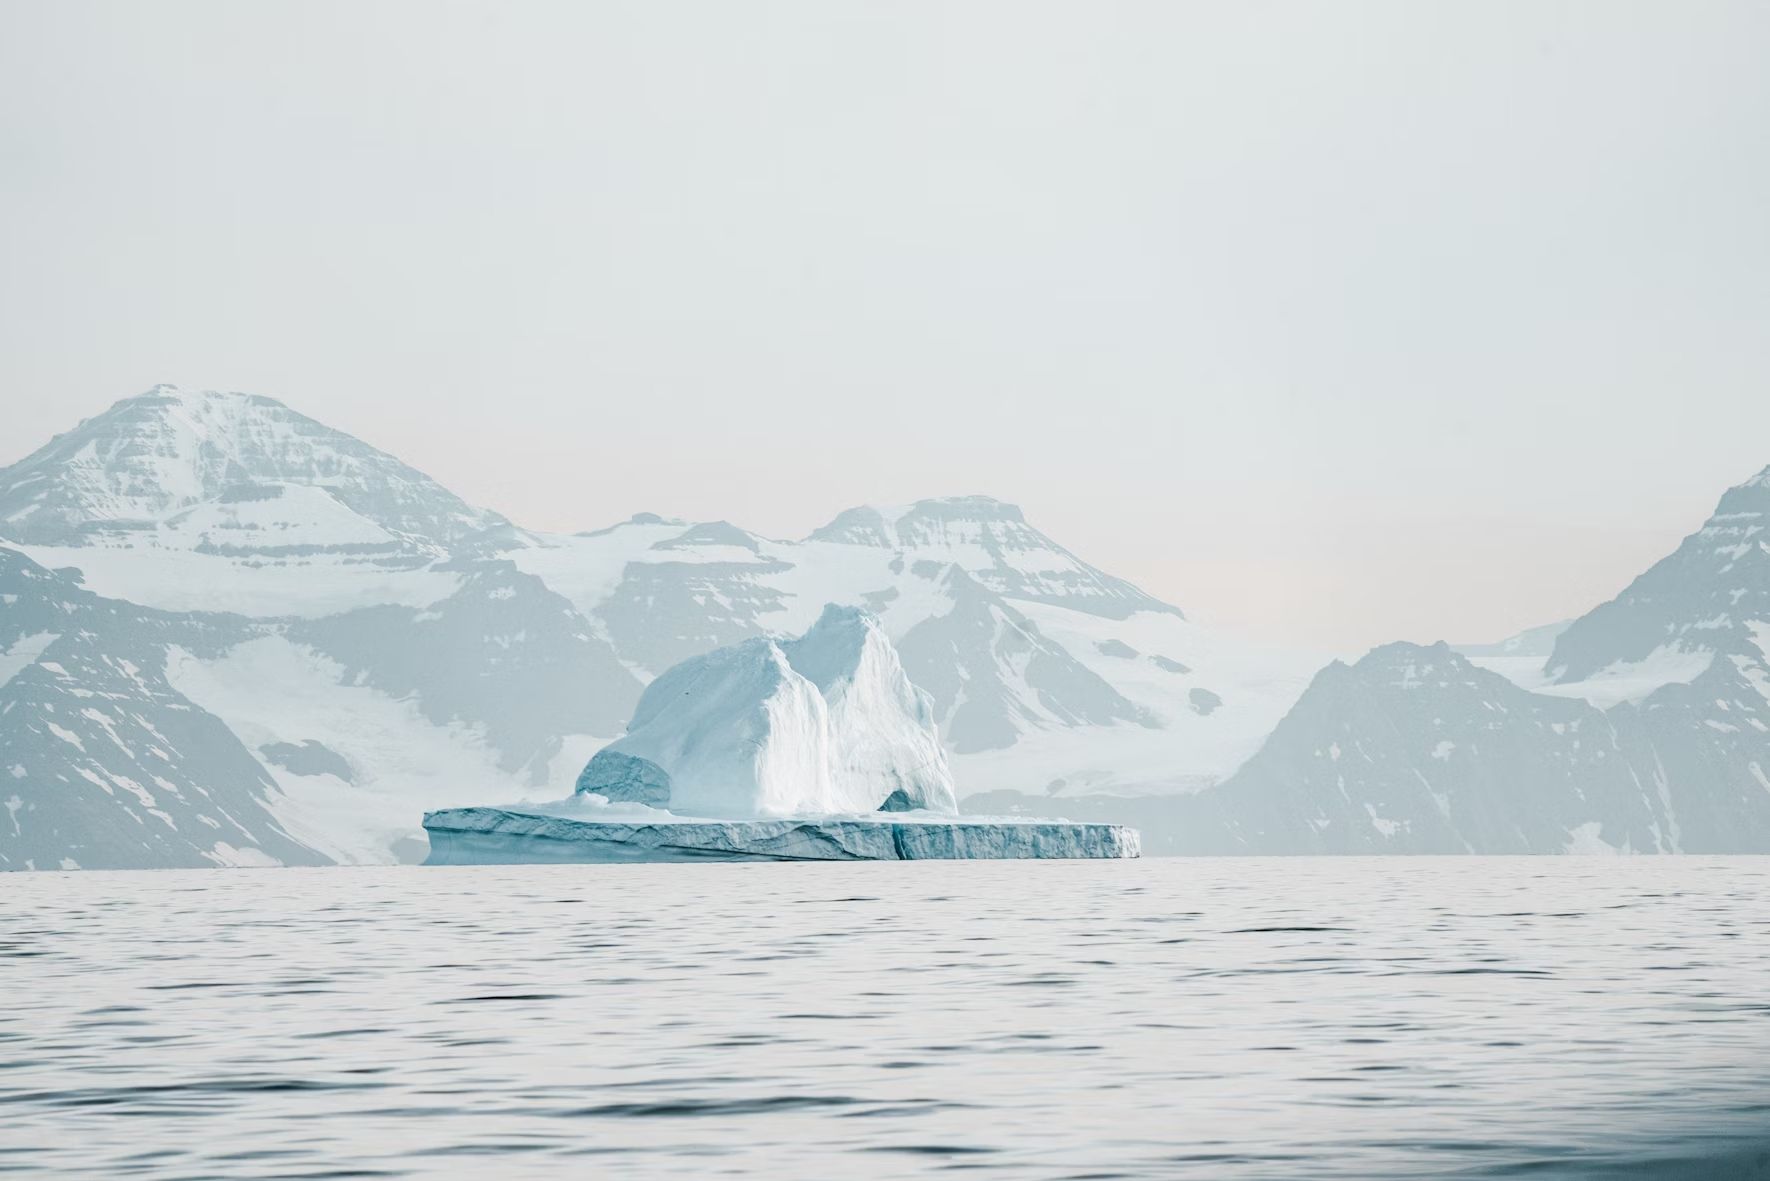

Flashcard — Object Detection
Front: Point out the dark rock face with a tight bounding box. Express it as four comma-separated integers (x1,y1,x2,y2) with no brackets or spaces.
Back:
896,566,1154,753
260,740,355,783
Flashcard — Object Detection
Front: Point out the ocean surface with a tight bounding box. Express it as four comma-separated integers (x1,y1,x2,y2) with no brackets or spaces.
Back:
3,857,1769,1179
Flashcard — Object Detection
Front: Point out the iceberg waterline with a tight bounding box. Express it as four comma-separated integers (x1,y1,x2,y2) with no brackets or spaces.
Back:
430,605,1138,862
423,806,1140,863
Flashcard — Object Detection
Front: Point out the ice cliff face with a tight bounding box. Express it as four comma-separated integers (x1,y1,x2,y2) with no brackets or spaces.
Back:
424,806,1138,863
577,605,957,817
780,605,957,813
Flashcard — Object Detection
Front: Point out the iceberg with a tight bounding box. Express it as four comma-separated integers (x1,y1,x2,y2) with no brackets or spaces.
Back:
575,604,957,817
423,804,1140,863
424,605,1138,862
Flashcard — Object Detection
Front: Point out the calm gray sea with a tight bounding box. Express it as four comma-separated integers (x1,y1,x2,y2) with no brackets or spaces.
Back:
3,857,1769,1179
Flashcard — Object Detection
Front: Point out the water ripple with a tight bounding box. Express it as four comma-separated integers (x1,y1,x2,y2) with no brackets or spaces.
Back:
0,857,1767,1178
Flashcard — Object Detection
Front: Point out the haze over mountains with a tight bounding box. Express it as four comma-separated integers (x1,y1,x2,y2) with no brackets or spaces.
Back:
4,385,1769,868
0,386,1307,868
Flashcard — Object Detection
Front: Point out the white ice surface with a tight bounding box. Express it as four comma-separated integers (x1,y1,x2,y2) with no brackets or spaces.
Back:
1475,645,1719,709
959,602,1316,795
588,606,957,817
157,484,403,551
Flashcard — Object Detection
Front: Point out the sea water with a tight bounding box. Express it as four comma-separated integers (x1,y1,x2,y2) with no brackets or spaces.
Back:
2,857,1768,1178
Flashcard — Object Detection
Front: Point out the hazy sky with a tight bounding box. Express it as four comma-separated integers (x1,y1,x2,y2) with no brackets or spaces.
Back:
4,1,1768,651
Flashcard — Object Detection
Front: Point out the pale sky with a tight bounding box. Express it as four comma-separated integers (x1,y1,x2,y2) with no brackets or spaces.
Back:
3,1,1768,652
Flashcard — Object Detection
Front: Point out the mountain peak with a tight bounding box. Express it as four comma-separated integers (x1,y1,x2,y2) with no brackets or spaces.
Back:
803,494,1176,620
901,495,1026,523
1547,459,1770,683
805,496,1025,545
0,385,505,548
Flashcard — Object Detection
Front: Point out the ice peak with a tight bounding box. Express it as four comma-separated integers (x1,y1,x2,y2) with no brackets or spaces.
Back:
577,604,956,818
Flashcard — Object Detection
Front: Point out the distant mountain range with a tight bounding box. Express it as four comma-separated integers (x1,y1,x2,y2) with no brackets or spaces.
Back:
6,386,1769,867
975,466,1770,853
0,386,1308,868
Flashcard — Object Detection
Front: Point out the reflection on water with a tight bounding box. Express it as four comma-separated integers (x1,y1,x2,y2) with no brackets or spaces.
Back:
2,857,1769,1178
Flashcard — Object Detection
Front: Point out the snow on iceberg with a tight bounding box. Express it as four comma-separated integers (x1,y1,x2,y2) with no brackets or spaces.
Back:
575,604,957,817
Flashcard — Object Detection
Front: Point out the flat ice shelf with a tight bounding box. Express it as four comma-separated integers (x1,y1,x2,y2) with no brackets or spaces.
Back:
422,807,1140,863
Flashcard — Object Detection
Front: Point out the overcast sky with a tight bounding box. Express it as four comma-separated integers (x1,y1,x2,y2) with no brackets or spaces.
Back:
3,1,1768,651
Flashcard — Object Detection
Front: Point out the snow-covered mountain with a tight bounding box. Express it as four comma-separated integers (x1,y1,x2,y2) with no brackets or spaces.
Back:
0,386,1311,868
2,386,499,617
1182,642,1674,855
0,547,329,869
501,499,1308,799
28,384,1763,865
990,466,1770,854
1,384,504,546
1547,465,1770,686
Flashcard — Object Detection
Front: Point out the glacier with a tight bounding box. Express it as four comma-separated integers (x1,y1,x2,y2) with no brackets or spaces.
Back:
429,607,1136,862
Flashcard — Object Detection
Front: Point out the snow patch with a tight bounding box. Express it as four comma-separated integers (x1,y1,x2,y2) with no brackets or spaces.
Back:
1538,646,1717,709
0,632,58,688
1564,821,1625,855
204,842,283,868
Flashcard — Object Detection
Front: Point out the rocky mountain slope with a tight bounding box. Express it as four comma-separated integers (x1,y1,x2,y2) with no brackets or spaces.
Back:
0,547,329,869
